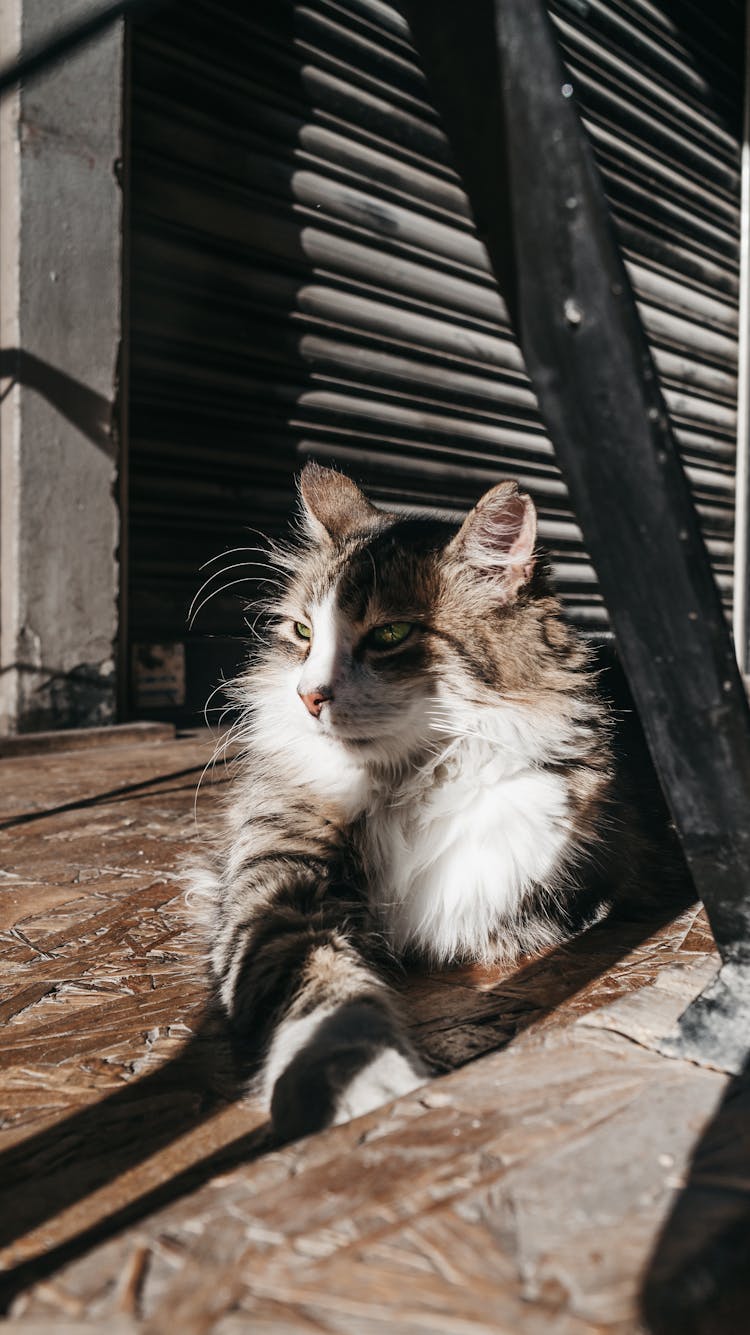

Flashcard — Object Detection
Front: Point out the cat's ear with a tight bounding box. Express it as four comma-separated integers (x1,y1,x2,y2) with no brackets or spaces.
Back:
449,480,537,599
299,462,382,543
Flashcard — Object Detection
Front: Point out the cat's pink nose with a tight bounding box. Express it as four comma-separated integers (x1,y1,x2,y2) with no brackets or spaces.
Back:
298,687,332,718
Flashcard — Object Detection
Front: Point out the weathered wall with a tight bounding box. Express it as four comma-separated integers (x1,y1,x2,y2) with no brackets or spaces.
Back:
0,0,123,733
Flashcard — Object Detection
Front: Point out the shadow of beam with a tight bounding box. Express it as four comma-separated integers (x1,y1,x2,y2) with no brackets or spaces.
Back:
0,762,213,831
0,1001,265,1312
0,1118,275,1313
641,1053,750,1334
0,349,114,458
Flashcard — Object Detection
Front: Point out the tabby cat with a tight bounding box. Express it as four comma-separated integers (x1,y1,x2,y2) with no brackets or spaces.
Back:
195,463,636,1140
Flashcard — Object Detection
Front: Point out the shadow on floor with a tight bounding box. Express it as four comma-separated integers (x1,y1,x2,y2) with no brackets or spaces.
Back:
641,1052,750,1335
0,892,692,1314
0,999,271,1313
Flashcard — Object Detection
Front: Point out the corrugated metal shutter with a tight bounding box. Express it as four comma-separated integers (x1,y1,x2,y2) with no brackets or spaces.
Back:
549,0,743,618
127,0,743,714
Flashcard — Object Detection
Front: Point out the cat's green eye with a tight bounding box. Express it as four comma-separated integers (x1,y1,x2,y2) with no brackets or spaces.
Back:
370,621,413,648
295,621,312,641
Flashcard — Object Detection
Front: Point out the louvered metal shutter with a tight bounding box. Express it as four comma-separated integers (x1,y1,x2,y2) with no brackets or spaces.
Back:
127,0,743,714
549,0,743,619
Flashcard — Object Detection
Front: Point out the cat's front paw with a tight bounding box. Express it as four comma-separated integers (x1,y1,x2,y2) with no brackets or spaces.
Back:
269,999,428,1141
333,1045,428,1125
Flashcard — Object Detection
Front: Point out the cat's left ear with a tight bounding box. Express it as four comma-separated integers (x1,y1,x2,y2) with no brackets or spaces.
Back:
299,462,384,543
448,480,537,599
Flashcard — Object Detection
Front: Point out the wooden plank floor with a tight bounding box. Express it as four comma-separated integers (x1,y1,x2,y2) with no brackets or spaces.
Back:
1,729,748,1333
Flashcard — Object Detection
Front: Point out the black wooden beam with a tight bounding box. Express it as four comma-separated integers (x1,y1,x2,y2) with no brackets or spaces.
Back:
403,0,750,1070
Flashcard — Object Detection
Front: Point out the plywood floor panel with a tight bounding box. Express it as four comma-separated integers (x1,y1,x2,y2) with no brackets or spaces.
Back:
1,729,746,1332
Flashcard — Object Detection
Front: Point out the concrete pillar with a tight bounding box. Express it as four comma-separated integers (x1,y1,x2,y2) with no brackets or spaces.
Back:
0,0,123,733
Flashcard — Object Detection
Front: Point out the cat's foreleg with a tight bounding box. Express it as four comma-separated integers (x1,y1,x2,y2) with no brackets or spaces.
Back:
210,859,428,1140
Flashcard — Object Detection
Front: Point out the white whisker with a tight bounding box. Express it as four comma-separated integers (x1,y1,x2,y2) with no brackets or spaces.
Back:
199,545,274,571
188,574,284,630
202,676,229,731
188,560,283,627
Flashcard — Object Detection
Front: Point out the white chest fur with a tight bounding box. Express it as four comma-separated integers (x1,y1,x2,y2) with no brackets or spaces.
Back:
364,737,572,964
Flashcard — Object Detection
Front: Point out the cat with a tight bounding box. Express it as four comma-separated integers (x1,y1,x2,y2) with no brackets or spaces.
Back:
194,462,640,1141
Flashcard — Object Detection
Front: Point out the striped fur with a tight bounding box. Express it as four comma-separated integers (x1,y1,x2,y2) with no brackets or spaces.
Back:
198,465,636,1139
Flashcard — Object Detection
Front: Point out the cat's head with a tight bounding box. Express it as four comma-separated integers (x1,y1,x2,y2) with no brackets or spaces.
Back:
247,463,576,767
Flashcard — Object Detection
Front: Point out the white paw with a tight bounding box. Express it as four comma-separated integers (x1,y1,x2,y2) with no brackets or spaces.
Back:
334,1047,427,1124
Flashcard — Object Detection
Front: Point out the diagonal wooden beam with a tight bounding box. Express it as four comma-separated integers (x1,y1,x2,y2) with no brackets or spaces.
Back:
404,0,750,1070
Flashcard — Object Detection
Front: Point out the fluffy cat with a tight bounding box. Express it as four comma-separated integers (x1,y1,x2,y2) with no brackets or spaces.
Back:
196,462,636,1140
